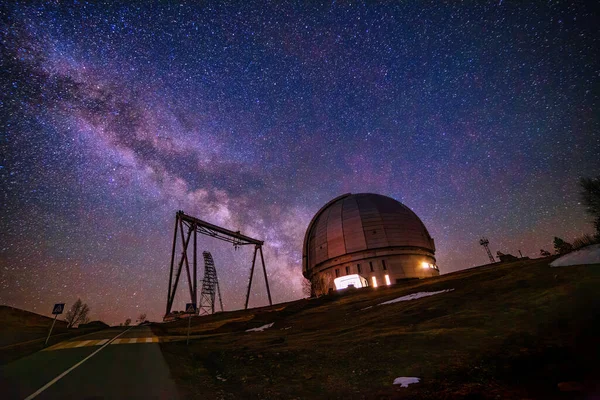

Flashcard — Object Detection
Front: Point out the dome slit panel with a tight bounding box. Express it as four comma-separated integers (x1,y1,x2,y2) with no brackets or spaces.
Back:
341,195,367,253
326,199,346,259
380,200,428,248
356,194,388,249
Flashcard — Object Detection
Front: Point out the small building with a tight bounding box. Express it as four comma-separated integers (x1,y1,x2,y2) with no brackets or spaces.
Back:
496,252,523,263
302,193,439,296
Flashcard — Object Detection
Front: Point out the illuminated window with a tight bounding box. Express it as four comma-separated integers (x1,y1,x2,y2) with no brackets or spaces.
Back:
334,274,367,290
385,274,391,286
372,276,378,287
335,269,340,277
382,260,387,270
369,262,374,272
345,266,350,275
357,264,361,273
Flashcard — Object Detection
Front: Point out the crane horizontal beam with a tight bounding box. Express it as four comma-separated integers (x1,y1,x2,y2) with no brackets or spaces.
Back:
177,211,263,246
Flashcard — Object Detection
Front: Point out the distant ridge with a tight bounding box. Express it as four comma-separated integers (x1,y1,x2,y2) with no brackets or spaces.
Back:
79,320,110,329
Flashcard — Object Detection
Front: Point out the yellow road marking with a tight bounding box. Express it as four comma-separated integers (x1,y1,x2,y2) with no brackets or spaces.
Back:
109,337,160,345
60,341,81,349
44,336,160,351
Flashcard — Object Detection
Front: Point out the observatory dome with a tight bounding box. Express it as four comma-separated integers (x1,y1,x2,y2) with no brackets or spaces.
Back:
302,193,439,295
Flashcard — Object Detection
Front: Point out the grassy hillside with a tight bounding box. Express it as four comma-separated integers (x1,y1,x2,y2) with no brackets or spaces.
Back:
153,258,600,399
0,306,68,348
0,306,108,365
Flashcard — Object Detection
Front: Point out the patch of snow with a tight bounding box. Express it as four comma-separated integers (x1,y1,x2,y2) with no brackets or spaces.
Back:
216,375,227,382
360,306,373,311
379,289,454,306
393,377,420,387
246,322,274,332
550,244,600,267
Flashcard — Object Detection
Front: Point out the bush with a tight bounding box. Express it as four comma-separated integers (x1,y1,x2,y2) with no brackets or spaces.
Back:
553,237,573,255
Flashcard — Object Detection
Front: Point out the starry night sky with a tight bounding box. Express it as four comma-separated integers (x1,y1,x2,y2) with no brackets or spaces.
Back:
1,2,598,324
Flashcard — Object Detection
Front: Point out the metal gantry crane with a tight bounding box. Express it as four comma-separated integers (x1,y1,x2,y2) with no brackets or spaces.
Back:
164,211,272,319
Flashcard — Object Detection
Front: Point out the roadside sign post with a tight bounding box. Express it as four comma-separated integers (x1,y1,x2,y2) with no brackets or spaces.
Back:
45,303,65,346
185,303,196,345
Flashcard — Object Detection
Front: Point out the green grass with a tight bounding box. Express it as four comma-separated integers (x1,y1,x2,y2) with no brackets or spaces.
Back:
153,258,600,399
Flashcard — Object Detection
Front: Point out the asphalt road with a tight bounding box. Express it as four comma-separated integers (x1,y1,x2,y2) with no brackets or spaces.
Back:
0,326,180,399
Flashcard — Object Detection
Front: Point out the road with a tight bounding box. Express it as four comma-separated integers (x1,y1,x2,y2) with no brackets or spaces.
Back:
0,326,180,399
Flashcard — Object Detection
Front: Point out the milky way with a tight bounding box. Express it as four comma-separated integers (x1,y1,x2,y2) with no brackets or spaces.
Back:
1,2,598,324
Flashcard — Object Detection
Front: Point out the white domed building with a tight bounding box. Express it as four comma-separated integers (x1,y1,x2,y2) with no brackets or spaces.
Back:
302,193,439,295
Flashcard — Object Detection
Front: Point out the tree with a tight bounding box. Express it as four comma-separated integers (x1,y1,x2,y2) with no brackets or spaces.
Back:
124,318,131,327
65,299,90,328
302,278,312,297
137,313,147,324
540,249,551,257
579,176,600,237
312,274,333,296
553,237,573,255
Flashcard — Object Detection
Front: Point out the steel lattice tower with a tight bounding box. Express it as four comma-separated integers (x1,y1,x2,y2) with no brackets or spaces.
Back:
479,237,495,263
199,251,223,316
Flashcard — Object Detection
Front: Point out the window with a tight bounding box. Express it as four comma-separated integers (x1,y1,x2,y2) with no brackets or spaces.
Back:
385,274,391,286
345,266,350,275
382,260,387,270
372,276,378,287
357,264,361,274
369,262,374,272
335,269,340,277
